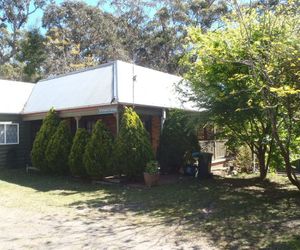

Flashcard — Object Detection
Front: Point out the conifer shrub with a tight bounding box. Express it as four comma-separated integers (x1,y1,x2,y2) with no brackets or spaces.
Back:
68,128,90,177
83,120,113,178
114,107,154,179
157,110,200,174
46,120,72,175
31,108,60,172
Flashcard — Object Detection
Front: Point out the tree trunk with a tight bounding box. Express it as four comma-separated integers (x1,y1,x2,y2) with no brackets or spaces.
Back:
282,153,300,190
256,148,268,180
267,106,300,190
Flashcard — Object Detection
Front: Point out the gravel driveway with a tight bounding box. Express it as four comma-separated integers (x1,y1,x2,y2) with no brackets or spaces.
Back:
0,205,216,250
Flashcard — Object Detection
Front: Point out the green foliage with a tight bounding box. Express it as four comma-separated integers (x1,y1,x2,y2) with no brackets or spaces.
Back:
42,1,126,75
83,121,113,178
180,1,300,183
140,0,228,73
145,160,159,175
18,29,46,81
1,0,228,77
46,120,72,175
31,109,60,172
0,0,46,65
114,107,154,179
68,128,90,177
291,159,300,172
233,145,253,173
157,110,200,174
0,63,26,81
269,146,285,172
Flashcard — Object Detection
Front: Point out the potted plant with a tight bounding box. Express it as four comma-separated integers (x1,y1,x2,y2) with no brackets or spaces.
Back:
144,160,160,187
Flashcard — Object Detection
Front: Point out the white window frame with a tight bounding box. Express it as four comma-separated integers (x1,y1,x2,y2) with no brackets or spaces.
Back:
0,122,19,145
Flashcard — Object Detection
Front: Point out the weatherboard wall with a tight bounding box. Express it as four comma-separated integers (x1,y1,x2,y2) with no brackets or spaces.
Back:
0,114,31,168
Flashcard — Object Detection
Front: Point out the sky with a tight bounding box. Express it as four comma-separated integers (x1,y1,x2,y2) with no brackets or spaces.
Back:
26,0,251,30
26,0,106,29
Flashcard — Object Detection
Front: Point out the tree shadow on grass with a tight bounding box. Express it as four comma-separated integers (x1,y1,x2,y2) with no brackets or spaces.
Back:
69,176,300,249
0,168,101,192
264,235,300,250
1,168,299,249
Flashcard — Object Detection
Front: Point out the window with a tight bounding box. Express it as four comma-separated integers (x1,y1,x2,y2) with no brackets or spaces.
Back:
0,122,19,145
0,124,4,144
86,120,96,134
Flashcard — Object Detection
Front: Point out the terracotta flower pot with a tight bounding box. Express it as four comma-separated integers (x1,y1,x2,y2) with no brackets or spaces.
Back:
144,172,160,187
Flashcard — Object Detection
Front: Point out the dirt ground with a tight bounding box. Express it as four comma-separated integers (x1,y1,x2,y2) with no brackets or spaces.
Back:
1,169,299,250
0,204,216,250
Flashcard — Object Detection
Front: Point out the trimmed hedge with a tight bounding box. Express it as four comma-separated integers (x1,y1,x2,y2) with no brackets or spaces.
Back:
83,120,113,178
157,110,199,173
114,107,154,179
69,128,90,177
46,120,72,175
31,108,60,172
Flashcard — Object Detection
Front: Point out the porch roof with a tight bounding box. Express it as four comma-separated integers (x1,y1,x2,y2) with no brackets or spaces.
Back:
0,79,34,114
23,60,199,115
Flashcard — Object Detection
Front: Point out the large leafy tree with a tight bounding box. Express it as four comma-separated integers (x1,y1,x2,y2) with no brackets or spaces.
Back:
105,0,154,64
1,0,228,78
0,0,46,64
0,62,25,80
101,0,228,73
18,29,46,81
182,1,300,188
141,0,228,73
42,1,128,76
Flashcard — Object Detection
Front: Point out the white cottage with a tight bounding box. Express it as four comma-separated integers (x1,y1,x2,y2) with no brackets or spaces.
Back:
0,60,226,168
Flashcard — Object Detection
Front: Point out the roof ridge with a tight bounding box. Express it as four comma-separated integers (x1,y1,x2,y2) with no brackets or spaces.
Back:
39,61,117,82
0,79,35,85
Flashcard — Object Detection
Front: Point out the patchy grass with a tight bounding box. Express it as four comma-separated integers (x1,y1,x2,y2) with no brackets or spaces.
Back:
0,168,299,249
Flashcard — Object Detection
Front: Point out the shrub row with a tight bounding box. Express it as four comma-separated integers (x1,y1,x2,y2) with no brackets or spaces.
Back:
31,108,60,173
31,107,153,179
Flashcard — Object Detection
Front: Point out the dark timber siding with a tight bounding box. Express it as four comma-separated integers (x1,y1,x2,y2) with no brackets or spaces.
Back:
0,114,31,168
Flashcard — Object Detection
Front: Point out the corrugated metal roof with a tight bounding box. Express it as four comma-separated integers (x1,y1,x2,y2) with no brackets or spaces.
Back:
0,79,34,114
23,62,115,114
23,60,199,114
116,61,197,111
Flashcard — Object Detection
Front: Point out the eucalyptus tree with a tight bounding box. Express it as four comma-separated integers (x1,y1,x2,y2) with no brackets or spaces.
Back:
102,0,156,64
18,29,46,81
42,1,128,76
143,0,228,73
101,0,228,73
0,0,46,64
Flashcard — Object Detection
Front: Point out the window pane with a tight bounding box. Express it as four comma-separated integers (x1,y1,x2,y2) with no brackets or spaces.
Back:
0,125,4,144
6,124,18,144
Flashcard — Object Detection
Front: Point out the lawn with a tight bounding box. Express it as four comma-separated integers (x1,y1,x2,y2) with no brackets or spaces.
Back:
0,169,299,249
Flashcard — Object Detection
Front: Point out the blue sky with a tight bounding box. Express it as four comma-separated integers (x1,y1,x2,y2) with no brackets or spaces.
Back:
27,0,106,29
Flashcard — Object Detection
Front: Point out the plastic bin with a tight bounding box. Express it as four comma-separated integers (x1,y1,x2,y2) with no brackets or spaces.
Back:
192,152,213,178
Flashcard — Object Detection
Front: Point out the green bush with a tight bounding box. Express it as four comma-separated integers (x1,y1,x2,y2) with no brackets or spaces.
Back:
157,110,200,173
83,120,113,178
114,107,154,179
270,145,285,172
31,108,60,172
68,128,90,177
232,145,253,173
145,160,159,174
46,120,72,175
